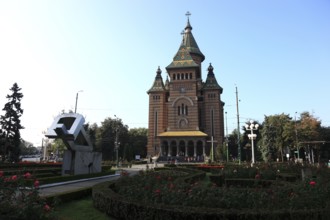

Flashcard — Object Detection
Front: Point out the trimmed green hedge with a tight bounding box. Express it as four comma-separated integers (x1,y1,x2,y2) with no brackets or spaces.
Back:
44,187,92,205
93,181,330,220
92,166,330,220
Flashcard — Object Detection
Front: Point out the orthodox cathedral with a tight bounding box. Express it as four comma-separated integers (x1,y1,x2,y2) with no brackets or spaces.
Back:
147,14,225,161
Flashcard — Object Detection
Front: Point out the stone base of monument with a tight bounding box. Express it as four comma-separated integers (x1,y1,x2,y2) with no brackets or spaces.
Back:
62,150,102,176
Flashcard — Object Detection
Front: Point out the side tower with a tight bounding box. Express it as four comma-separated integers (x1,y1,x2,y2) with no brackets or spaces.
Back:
202,64,225,153
147,67,168,156
147,13,224,161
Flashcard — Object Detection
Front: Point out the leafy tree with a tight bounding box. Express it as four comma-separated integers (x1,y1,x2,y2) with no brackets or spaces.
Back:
215,142,227,162
227,129,240,161
95,116,128,161
297,112,321,142
19,139,39,156
84,122,99,151
319,126,330,161
320,126,330,141
259,114,293,162
50,138,66,158
296,112,322,163
259,116,276,162
0,83,24,162
127,128,148,161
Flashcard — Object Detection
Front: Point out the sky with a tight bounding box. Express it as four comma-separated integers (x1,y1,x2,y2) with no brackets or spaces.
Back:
0,0,329,147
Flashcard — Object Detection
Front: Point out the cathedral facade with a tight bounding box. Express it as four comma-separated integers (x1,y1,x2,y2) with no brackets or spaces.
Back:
147,16,225,161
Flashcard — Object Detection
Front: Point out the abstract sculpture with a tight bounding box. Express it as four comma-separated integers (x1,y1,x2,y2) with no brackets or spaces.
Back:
45,113,102,175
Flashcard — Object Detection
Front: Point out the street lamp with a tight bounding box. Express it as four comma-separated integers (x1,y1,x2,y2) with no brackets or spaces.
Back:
245,120,259,165
114,115,120,168
225,111,229,162
295,112,300,161
115,129,120,168
74,90,83,113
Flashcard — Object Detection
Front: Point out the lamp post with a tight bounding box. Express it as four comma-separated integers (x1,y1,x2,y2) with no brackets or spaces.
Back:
245,120,259,166
114,115,120,168
115,129,120,168
225,111,229,162
295,112,300,161
74,90,83,113
236,86,241,164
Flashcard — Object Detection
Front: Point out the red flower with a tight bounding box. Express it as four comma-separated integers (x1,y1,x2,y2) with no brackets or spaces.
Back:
255,174,260,179
309,181,316,186
156,175,161,180
43,204,51,212
24,172,32,179
0,171,3,177
34,180,40,188
154,189,161,194
11,175,17,181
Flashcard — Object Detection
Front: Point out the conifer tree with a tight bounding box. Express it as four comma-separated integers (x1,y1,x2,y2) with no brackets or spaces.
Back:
0,83,24,162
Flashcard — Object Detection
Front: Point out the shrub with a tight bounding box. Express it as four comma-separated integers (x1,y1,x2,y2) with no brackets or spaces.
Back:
0,170,55,220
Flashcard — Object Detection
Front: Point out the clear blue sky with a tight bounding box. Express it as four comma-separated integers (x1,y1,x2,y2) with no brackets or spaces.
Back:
0,0,329,147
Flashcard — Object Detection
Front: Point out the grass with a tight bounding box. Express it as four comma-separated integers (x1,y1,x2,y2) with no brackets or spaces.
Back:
55,197,116,220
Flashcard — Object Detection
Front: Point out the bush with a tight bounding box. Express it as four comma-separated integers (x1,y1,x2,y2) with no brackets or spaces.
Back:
0,170,55,220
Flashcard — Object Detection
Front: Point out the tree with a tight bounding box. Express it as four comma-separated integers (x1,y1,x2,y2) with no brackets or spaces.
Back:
50,138,66,159
297,112,321,142
84,122,99,151
0,83,24,162
127,128,148,161
20,139,39,156
259,114,293,162
259,116,276,162
297,112,322,163
227,129,240,161
95,116,128,161
215,142,227,162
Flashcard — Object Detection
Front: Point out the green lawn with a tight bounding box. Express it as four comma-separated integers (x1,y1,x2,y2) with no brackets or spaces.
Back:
55,197,116,220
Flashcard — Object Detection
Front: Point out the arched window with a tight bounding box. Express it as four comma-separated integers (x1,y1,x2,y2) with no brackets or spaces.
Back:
173,74,176,80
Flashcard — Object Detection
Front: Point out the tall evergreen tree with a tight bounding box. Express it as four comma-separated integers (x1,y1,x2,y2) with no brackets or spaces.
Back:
0,83,24,162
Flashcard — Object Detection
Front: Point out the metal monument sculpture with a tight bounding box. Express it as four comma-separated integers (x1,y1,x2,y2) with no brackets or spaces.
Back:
45,113,102,175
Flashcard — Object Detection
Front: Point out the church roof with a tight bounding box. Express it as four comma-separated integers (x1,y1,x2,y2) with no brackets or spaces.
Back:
166,45,200,69
166,15,204,70
147,66,165,93
203,63,223,92
181,18,205,61
158,131,208,137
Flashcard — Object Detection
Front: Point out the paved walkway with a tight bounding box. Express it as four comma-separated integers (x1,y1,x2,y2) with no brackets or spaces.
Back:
38,163,163,197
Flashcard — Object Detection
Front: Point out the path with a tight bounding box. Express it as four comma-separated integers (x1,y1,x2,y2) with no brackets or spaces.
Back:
38,163,163,197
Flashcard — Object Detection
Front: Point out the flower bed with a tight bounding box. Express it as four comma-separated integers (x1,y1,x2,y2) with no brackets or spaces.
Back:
0,170,55,219
93,166,330,220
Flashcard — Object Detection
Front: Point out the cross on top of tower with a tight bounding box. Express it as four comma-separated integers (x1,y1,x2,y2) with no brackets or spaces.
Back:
185,11,191,19
180,30,185,40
